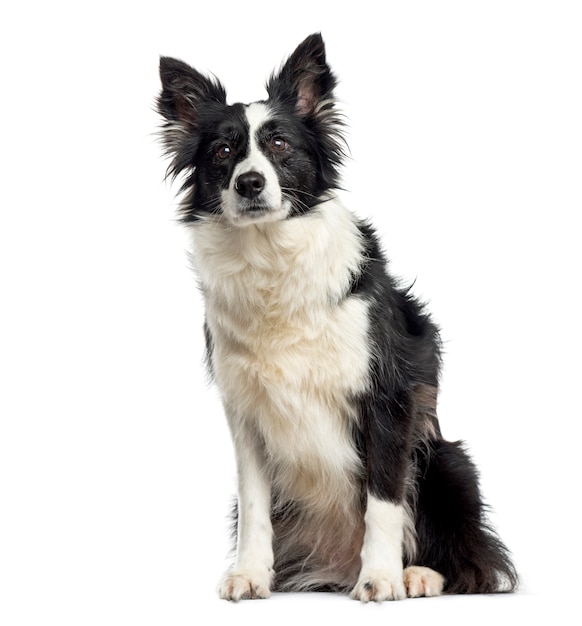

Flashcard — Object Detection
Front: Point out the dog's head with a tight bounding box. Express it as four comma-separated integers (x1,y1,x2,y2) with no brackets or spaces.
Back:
158,33,345,226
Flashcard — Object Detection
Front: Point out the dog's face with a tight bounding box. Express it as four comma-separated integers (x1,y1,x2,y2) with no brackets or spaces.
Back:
158,34,345,226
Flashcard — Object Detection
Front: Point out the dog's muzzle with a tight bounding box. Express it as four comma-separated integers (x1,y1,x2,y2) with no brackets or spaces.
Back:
235,171,266,199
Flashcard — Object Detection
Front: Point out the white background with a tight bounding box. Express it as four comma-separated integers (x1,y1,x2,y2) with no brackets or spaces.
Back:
1,1,581,624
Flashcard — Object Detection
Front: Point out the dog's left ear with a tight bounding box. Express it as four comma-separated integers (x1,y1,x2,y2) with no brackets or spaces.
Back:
267,33,337,117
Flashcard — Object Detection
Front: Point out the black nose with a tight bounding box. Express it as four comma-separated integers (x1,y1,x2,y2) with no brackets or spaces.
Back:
235,171,265,198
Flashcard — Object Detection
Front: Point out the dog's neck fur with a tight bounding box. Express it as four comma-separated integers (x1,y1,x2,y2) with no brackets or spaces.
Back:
190,196,365,330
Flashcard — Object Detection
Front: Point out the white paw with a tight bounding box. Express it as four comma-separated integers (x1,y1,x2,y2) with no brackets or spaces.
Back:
350,570,406,602
403,566,445,598
219,569,272,601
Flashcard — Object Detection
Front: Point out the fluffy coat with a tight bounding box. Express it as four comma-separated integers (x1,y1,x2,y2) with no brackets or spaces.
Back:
157,33,518,601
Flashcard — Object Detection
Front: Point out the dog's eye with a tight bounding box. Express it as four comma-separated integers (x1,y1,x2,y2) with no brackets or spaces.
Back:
270,137,288,152
216,144,232,160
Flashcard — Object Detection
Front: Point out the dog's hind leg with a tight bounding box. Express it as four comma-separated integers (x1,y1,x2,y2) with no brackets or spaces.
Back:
403,565,445,597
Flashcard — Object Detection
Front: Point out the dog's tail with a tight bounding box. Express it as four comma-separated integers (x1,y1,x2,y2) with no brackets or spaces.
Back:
412,439,519,594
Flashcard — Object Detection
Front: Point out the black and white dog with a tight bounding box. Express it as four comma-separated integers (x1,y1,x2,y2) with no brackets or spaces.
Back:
157,33,518,601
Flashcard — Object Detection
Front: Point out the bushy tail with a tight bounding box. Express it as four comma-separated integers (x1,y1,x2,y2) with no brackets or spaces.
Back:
412,439,518,594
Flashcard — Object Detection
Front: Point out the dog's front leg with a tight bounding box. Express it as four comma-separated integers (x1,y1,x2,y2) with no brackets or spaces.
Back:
351,393,413,602
219,420,274,600
351,494,407,601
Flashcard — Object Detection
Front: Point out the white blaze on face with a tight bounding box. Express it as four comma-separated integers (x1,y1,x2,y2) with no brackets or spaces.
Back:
221,102,291,226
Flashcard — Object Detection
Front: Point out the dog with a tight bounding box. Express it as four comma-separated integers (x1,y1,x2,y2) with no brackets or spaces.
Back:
157,33,518,601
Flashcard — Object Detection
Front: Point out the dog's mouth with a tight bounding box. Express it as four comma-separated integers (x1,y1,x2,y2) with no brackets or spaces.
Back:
238,199,272,215
228,199,291,226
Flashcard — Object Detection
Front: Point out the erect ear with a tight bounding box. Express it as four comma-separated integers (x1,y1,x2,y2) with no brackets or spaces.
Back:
266,33,337,117
157,56,226,129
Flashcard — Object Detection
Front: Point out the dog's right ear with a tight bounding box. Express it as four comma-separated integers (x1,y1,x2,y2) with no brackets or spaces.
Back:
157,57,226,177
158,56,226,128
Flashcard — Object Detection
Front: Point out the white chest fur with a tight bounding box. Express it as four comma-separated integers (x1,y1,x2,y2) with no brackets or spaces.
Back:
190,199,371,508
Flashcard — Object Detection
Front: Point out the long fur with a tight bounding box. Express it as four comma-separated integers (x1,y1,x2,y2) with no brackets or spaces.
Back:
157,33,518,600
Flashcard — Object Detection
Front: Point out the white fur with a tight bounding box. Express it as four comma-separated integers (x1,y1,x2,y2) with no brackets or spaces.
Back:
191,196,371,594
219,423,273,600
221,103,291,226
403,566,445,598
351,494,407,601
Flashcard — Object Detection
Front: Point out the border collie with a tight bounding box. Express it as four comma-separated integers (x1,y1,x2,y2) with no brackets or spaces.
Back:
157,33,518,601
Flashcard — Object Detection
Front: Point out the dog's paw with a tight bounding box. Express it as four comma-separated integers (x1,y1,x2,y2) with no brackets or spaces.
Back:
403,566,445,598
350,570,406,602
219,569,272,601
